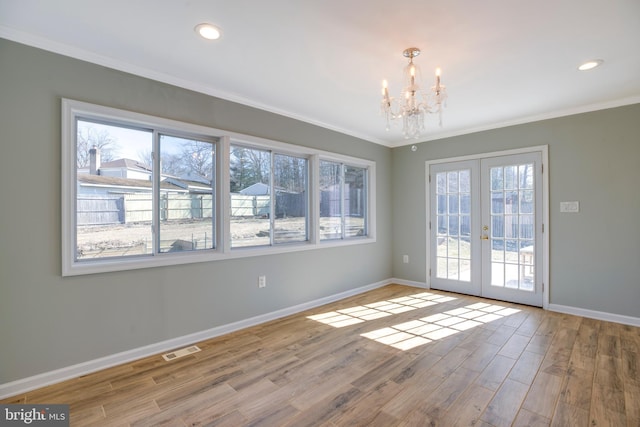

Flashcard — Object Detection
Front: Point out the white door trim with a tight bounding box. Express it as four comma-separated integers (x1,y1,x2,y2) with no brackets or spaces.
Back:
425,145,549,309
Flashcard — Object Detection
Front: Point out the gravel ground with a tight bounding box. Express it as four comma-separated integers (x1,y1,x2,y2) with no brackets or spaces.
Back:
76,217,358,258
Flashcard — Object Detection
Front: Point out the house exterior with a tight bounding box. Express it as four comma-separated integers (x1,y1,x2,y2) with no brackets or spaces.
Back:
76,153,212,224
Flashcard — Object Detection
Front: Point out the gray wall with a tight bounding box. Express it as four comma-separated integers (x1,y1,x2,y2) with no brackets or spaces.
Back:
392,104,640,318
0,39,393,383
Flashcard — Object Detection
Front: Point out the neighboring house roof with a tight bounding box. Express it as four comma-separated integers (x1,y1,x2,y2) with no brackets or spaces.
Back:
79,157,213,193
239,182,270,195
100,158,151,172
163,177,212,193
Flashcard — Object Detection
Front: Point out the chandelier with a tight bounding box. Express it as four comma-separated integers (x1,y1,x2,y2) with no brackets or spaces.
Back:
381,47,447,139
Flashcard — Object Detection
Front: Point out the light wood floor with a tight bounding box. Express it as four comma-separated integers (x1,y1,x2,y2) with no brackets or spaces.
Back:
3,284,639,426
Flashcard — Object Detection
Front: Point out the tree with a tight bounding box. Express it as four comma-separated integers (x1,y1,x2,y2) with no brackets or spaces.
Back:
230,146,270,192
180,140,214,180
157,139,214,180
76,124,119,168
137,149,154,170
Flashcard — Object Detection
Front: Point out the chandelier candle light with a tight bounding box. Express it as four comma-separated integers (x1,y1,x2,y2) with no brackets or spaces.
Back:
381,47,447,139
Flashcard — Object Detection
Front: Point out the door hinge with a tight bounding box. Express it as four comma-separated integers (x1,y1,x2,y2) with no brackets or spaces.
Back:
542,282,545,292
428,174,431,183
429,268,432,277
429,221,431,230
541,164,544,174
542,223,544,233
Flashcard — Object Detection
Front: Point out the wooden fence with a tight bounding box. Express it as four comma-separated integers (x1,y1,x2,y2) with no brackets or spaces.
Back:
77,194,213,225
77,192,307,225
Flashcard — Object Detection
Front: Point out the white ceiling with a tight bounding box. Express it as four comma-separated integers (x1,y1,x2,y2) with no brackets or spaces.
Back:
1,0,639,147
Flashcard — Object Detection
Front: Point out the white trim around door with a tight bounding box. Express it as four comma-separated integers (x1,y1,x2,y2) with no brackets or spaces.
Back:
426,146,549,308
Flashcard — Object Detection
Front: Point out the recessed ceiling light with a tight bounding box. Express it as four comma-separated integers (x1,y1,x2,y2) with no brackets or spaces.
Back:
578,59,603,71
195,23,221,40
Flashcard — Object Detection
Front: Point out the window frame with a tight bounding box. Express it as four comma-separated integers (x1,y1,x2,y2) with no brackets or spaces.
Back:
318,160,370,241
228,143,311,249
62,99,376,276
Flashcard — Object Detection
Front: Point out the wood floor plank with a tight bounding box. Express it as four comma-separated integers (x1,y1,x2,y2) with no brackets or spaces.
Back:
551,402,590,427
512,408,551,427
283,385,362,427
1,284,638,426
625,381,640,427
559,366,593,410
474,354,517,391
403,366,479,423
329,380,401,426
480,378,530,427
498,332,532,360
438,383,495,426
380,366,447,419
591,382,626,418
508,350,545,385
460,341,501,372
521,371,564,419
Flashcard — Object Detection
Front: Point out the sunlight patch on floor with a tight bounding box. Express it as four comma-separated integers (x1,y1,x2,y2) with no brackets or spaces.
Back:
306,292,521,351
363,301,521,350
306,292,457,328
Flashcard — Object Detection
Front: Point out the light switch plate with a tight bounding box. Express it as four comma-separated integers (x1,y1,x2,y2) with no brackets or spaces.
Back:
560,201,580,213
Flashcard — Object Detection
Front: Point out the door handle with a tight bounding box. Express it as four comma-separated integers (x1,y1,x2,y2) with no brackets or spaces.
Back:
481,225,489,240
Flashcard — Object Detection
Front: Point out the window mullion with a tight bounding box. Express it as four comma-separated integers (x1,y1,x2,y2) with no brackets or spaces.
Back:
340,164,346,240
219,136,231,253
309,155,319,244
152,130,161,255
269,151,275,245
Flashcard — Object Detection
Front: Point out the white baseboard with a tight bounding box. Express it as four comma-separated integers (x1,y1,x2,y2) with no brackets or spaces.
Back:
0,279,391,399
548,303,640,327
389,277,428,289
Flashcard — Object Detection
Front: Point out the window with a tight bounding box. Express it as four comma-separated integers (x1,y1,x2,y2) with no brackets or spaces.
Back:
72,118,217,261
62,99,375,276
319,160,368,240
229,145,309,248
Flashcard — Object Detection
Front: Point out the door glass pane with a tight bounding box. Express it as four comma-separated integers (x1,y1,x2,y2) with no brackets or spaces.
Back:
459,170,470,192
489,163,535,291
491,167,503,190
519,164,533,189
520,240,535,291
492,193,504,214
491,262,504,286
436,170,471,282
504,165,517,190
449,216,459,236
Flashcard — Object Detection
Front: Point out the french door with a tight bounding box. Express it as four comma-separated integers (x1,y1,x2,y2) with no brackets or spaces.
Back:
428,151,544,307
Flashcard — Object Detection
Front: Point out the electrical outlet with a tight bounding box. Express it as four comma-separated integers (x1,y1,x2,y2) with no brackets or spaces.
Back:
403,255,409,264
258,275,266,288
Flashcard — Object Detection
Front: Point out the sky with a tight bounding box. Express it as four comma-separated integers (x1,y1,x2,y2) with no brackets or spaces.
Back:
78,119,193,163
